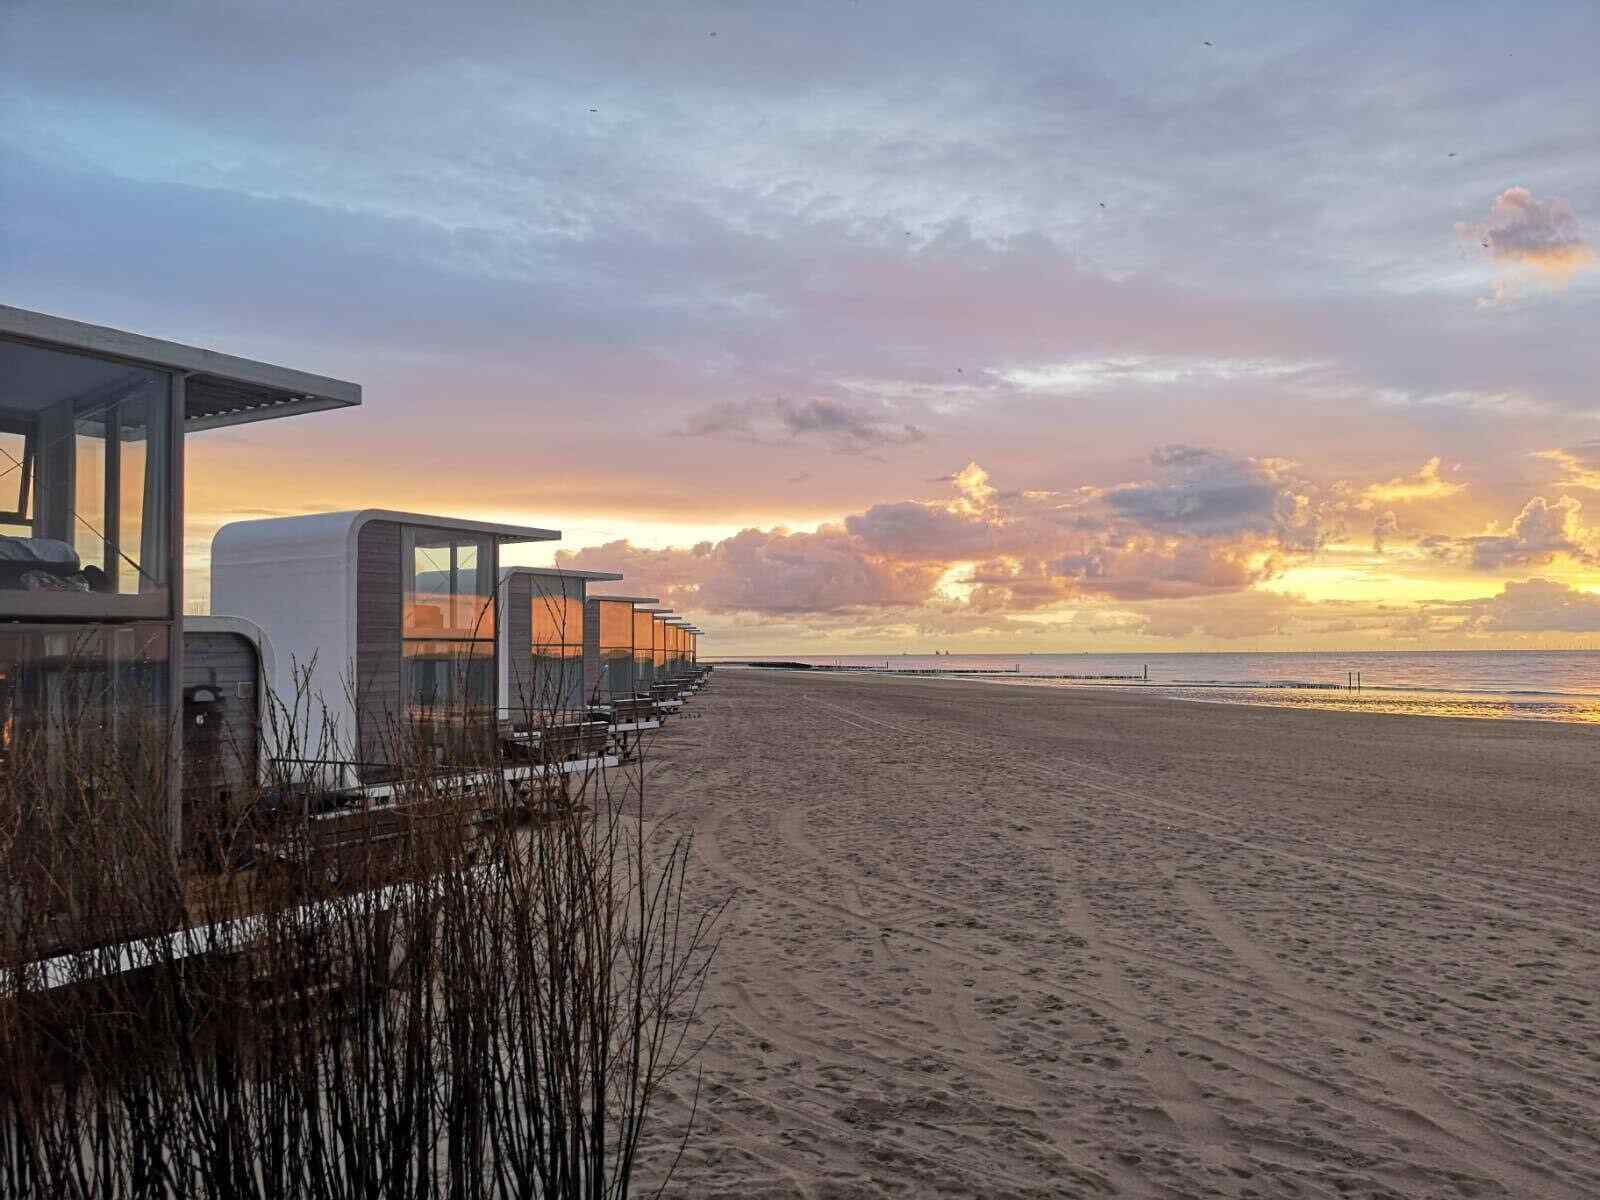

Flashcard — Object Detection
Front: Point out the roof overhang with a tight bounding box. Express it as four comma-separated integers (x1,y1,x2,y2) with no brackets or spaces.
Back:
349,509,559,544
0,304,361,432
591,594,660,604
501,566,623,582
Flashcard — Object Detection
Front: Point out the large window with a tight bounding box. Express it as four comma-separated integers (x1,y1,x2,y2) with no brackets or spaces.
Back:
529,576,585,714
595,600,633,699
402,530,495,713
0,338,172,612
0,623,170,766
633,610,656,690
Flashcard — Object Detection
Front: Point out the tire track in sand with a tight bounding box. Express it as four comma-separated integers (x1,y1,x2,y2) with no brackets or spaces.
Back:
797,692,1592,1193
807,694,1593,937
766,771,1600,1112
1044,860,1259,1184
700,793,1550,1198
1175,877,1594,1200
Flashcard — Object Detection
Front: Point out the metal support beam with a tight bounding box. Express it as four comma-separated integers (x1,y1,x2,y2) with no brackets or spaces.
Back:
167,371,186,862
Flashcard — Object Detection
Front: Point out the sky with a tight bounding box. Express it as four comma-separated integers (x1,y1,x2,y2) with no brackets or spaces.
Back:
4,0,1599,655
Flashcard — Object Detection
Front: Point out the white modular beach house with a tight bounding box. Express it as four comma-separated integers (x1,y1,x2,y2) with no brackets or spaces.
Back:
495,565,622,724
210,510,559,785
0,305,360,849
586,593,659,701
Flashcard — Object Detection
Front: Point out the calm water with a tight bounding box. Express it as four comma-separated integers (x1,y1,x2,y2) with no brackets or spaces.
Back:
715,651,1600,725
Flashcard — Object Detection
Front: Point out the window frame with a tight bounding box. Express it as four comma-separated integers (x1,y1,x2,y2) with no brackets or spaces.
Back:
0,335,175,621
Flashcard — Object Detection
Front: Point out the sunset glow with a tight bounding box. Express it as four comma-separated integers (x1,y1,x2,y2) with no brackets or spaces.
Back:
5,2,1597,655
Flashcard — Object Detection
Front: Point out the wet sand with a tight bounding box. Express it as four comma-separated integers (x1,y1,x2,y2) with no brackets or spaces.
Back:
643,668,1600,1199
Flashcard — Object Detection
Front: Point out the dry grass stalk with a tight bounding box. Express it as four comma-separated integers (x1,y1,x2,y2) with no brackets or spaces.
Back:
1,638,721,1199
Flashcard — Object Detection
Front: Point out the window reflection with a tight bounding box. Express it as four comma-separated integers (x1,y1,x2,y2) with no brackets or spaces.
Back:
403,531,494,637
596,599,635,698
402,639,495,712
0,624,169,763
0,337,171,605
633,610,655,689
528,579,585,713
400,530,496,718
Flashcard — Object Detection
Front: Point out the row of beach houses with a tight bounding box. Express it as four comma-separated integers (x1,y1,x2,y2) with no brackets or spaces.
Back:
0,304,707,893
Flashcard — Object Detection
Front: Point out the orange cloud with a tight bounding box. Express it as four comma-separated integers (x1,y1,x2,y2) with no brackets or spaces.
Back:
1535,441,1600,490
1459,187,1596,298
1362,457,1464,504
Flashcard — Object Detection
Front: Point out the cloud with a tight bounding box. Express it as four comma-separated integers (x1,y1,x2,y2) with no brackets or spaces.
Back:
556,452,1337,618
1048,539,1274,602
1450,578,1600,633
1372,510,1399,552
673,396,925,452
1362,457,1463,504
1103,445,1330,550
846,449,1331,605
556,526,942,615
1130,589,1300,640
1463,495,1593,571
995,355,1321,394
844,501,999,562
1459,187,1596,296
1535,440,1600,490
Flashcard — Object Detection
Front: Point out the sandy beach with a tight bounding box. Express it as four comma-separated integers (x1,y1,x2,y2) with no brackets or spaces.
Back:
642,669,1600,1199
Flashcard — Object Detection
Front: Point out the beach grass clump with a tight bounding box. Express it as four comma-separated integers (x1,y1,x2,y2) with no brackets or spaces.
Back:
0,661,720,1199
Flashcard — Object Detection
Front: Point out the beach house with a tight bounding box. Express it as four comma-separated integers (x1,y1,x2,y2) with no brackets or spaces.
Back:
210,510,558,786
0,305,359,847
587,593,658,700
496,565,622,723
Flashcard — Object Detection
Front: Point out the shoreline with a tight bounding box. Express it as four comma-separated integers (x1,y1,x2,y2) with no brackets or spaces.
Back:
715,663,1600,726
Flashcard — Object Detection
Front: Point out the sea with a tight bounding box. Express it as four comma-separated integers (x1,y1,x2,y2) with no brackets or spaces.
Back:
712,651,1600,725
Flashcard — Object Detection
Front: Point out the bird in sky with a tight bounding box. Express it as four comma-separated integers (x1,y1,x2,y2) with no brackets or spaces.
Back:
1204,40,1213,46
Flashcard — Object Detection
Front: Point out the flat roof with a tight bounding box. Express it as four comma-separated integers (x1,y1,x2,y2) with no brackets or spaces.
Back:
590,594,660,604
359,510,561,544
501,566,623,582
0,304,361,432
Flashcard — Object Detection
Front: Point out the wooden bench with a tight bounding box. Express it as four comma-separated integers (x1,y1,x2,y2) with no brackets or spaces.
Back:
588,697,656,722
501,720,611,762
282,798,486,890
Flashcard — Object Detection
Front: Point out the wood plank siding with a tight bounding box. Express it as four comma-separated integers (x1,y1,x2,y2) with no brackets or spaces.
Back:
180,631,260,852
355,519,403,779
504,572,535,718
